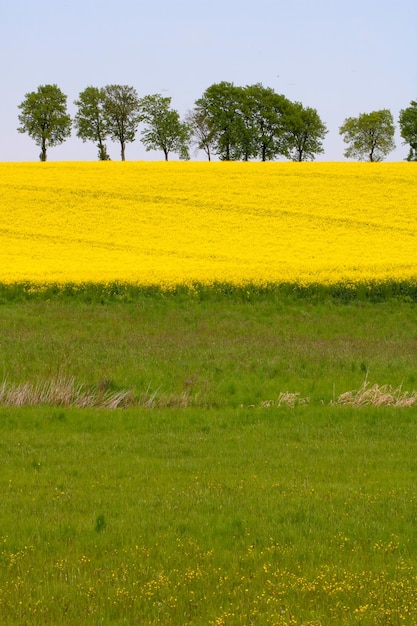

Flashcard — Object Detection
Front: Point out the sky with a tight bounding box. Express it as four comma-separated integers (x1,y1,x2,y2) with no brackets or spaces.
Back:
2,0,416,162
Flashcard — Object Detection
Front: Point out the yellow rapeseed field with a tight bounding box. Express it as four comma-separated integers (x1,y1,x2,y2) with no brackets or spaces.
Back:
1,161,416,286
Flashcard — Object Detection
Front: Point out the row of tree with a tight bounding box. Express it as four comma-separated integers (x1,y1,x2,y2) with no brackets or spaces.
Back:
17,83,417,162
17,84,189,162
17,82,326,162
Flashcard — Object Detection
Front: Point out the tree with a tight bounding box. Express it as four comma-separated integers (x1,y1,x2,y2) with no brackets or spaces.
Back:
241,84,292,161
185,107,217,161
74,86,110,160
17,84,71,161
339,109,395,162
195,82,287,161
232,85,258,161
103,85,140,161
138,94,191,160
398,100,417,161
283,102,327,161
194,82,244,161
193,82,320,162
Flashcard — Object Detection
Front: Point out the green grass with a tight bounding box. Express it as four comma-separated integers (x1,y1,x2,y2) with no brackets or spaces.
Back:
1,284,417,623
2,406,417,624
1,282,417,408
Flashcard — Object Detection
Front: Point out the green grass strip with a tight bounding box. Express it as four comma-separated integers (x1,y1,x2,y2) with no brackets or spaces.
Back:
1,279,417,303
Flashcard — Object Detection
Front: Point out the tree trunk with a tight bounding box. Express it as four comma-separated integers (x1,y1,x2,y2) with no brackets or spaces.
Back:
121,141,126,161
40,138,47,161
225,143,230,161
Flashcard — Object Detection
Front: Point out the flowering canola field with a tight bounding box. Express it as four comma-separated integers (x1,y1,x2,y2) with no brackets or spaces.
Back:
1,161,416,286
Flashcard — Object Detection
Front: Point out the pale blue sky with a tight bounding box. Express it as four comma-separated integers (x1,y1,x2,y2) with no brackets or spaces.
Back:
2,0,416,161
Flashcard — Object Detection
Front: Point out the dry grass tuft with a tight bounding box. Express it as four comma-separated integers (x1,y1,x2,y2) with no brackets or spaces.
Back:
334,381,417,407
0,377,197,409
261,392,310,408
0,376,134,409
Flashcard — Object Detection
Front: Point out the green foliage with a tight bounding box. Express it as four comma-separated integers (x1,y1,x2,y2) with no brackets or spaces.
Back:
184,107,216,160
284,101,328,161
339,109,396,162
1,279,417,305
17,84,71,161
16,83,416,161
73,86,110,160
138,94,191,160
192,82,326,162
194,81,244,161
103,84,141,161
399,99,417,161
239,83,292,161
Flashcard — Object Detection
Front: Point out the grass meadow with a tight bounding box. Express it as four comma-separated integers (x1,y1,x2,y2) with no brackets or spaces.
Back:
2,286,417,624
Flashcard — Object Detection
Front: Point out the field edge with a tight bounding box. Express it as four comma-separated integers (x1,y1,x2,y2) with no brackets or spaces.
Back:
1,279,417,303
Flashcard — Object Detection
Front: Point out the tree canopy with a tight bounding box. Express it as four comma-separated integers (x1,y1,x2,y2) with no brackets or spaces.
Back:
185,107,216,161
18,82,415,162
17,84,72,161
339,109,396,162
398,100,417,161
138,94,191,160
103,85,141,161
194,82,244,161
239,84,292,161
191,82,326,161
284,102,327,162
74,86,110,160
